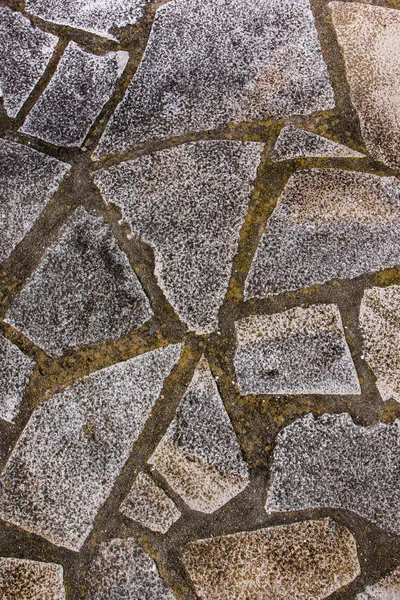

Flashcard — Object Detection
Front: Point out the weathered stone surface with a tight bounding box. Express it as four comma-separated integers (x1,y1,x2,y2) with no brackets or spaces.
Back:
245,169,400,299
357,566,400,600
359,286,400,403
330,2,400,170
5,206,153,356
26,0,147,40
234,304,360,396
182,518,360,600
266,413,400,535
0,334,35,423
272,125,364,161
120,472,181,534
95,0,334,156
0,344,182,551
149,356,249,513
0,139,70,263
0,7,58,118
0,557,65,600
94,141,262,333
86,537,176,599
20,42,129,146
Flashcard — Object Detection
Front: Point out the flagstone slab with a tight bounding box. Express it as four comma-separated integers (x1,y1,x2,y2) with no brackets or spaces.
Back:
95,0,334,156
360,286,400,403
5,207,153,356
0,7,58,118
86,538,177,599
234,304,360,396
120,472,181,534
330,2,400,170
182,518,360,600
149,356,249,513
266,413,400,535
0,139,70,263
0,344,182,551
94,140,262,334
245,169,400,299
0,334,35,423
272,125,364,161
26,0,147,40
0,557,65,600
357,566,400,600
20,42,129,146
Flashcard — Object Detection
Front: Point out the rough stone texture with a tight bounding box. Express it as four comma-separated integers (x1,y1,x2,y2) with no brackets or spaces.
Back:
266,413,400,535
330,2,400,170
94,141,262,333
0,7,58,118
0,557,65,600
359,286,400,403
149,356,249,513
120,472,181,534
272,125,365,161
0,344,182,551
182,518,360,600
95,0,334,156
20,42,129,146
234,304,360,396
5,206,153,356
0,334,35,423
86,537,177,599
0,139,70,263
26,0,147,41
357,566,400,600
245,169,400,299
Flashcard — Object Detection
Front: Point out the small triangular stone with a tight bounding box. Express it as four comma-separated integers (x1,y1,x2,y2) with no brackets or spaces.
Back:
0,334,35,423
5,206,153,356
149,356,249,513
272,125,365,161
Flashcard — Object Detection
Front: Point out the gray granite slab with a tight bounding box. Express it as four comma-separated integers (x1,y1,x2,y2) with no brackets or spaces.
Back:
266,413,400,535
0,7,58,118
0,334,35,423
0,344,182,550
0,557,65,600
245,169,400,299
272,125,364,161
234,304,360,396
5,206,153,356
0,138,70,263
95,0,334,156
20,42,129,146
94,140,262,334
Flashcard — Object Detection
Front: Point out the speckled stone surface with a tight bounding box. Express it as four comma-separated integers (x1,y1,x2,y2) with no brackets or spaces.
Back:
359,286,400,403
86,537,177,599
26,0,147,40
149,356,249,513
0,344,182,551
120,472,181,534
357,566,400,600
330,2,400,170
246,169,400,299
272,125,364,161
182,518,360,600
0,7,58,118
95,0,334,155
94,141,262,333
266,413,400,535
0,334,35,423
20,43,129,146
234,304,360,395
0,557,65,600
5,207,152,356
0,139,70,262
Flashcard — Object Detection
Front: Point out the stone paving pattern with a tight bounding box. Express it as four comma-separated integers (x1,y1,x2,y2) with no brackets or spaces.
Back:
0,0,400,598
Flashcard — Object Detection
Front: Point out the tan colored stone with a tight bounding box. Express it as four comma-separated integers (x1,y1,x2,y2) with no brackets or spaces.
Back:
0,557,65,600
182,518,360,600
330,2,400,169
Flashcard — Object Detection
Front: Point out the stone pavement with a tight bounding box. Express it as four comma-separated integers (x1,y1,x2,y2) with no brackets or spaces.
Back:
0,0,399,598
